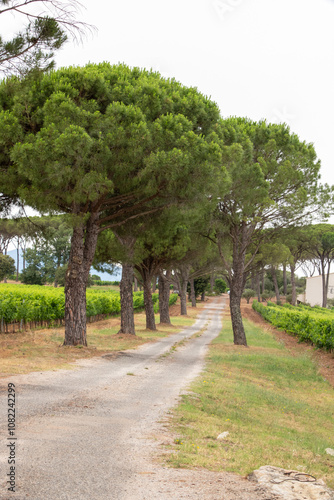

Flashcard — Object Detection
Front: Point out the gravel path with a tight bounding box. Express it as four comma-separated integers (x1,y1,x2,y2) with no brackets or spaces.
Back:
0,297,271,500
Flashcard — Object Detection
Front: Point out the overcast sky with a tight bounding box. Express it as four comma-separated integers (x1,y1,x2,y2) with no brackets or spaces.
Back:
52,0,334,187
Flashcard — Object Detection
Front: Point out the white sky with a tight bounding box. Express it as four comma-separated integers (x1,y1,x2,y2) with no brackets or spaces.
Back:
3,0,334,266
52,0,334,188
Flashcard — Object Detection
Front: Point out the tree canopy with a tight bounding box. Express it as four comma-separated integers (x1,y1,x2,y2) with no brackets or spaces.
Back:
0,253,15,280
0,63,224,345
0,0,91,75
210,117,328,345
0,63,332,346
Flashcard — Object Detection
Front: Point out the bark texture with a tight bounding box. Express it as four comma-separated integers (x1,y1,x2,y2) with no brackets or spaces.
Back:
290,263,297,306
229,284,247,346
256,273,261,302
219,224,249,346
143,278,156,330
250,274,256,291
176,264,191,316
270,266,281,304
190,278,196,307
322,260,331,308
64,214,99,346
283,264,287,296
261,272,265,301
158,271,171,324
135,257,158,331
119,262,135,334
16,240,19,281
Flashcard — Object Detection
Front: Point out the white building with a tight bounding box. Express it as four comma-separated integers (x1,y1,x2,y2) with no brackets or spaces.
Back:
297,273,334,307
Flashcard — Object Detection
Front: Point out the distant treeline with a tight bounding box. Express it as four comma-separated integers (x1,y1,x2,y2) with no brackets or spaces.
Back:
92,280,120,286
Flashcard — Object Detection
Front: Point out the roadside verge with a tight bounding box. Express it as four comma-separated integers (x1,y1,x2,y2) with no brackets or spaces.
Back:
164,305,334,489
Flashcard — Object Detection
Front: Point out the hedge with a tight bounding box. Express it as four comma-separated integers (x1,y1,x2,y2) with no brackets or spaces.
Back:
0,285,178,332
252,300,334,351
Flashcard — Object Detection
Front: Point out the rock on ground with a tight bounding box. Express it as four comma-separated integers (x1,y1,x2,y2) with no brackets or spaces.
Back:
248,465,334,500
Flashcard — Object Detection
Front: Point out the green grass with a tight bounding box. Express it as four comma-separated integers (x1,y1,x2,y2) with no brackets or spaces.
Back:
165,317,334,487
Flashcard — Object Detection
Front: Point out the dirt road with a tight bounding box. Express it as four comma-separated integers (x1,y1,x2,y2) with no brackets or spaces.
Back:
0,297,269,500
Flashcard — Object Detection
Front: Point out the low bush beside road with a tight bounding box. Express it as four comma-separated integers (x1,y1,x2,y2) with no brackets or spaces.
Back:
252,300,334,351
0,284,178,332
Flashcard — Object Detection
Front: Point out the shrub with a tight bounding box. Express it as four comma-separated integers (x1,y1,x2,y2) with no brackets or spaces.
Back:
242,288,256,304
21,266,46,286
252,300,334,351
214,278,227,294
261,290,274,302
0,254,16,281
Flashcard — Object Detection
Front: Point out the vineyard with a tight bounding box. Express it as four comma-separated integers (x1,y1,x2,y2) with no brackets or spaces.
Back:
252,300,334,351
0,284,178,333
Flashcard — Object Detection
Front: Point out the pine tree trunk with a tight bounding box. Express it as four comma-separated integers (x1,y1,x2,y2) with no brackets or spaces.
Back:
152,277,157,293
64,214,99,346
64,224,88,346
270,266,281,304
326,265,331,306
229,228,248,346
290,263,297,306
119,262,135,334
134,276,138,292
23,241,26,271
143,275,156,330
323,260,330,308
321,259,327,307
201,290,205,301
250,273,256,291
283,264,287,296
135,257,158,330
180,283,188,315
322,281,327,308
16,238,19,282
261,272,265,301
256,273,261,302
229,283,248,346
178,265,190,315
190,278,196,307
159,272,171,324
